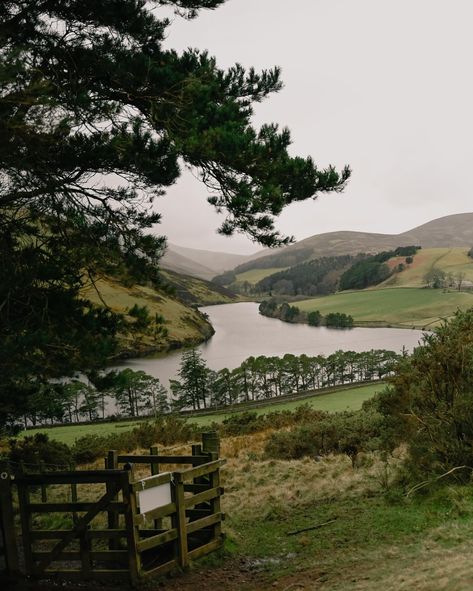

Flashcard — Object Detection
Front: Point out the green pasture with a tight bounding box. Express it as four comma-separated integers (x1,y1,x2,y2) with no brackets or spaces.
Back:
381,247,473,288
235,267,287,285
296,287,473,327
23,383,383,445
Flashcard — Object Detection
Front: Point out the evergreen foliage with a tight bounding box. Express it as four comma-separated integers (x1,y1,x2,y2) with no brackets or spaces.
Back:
339,247,420,291
0,1,350,428
256,254,357,295
376,310,473,484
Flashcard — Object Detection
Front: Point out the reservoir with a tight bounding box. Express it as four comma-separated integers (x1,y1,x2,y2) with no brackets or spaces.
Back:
120,302,425,390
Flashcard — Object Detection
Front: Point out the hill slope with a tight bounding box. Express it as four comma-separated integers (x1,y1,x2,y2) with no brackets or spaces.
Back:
234,212,473,273
160,248,216,280
82,269,237,357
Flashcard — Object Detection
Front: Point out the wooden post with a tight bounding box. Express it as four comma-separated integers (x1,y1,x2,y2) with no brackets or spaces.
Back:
172,473,189,570
17,478,34,576
209,453,222,543
201,432,220,458
70,463,78,525
39,460,47,502
121,470,140,586
105,451,119,550
0,464,20,575
201,435,222,545
149,446,161,530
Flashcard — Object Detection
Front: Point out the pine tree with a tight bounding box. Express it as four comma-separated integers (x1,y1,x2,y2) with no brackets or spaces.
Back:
0,1,350,428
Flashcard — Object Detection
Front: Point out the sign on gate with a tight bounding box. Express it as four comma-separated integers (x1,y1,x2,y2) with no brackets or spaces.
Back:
137,473,172,514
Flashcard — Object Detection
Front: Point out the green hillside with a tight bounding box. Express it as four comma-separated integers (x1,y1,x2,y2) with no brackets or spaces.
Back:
381,247,473,288
83,277,213,356
159,269,238,305
227,213,473,276
296,287,473,328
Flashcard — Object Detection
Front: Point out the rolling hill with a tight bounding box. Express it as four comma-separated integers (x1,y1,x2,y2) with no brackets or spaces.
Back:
232,212,473,275
161,243,265,280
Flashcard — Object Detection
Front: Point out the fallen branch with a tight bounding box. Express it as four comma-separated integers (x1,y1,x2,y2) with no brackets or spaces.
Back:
406,465,473,497
287,518,337,536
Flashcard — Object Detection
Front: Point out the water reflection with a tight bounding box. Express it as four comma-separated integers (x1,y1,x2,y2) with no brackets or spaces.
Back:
119,302,425,390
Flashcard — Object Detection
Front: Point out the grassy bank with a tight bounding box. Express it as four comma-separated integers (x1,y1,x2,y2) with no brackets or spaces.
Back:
296,287,473,328
22,383,383,445
158,431,473,591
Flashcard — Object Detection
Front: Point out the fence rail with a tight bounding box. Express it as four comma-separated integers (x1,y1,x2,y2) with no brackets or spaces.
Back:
0,431,225,586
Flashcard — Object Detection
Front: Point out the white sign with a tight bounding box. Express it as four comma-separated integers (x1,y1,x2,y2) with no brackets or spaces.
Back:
137,475,172,514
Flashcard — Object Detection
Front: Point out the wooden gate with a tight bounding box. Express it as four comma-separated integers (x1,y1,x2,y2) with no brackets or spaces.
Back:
13,432,225,585
16,469,134,581
0,463,19,576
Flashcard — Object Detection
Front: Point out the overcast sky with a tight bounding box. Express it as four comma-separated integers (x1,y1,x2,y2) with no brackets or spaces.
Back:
154,0,473,254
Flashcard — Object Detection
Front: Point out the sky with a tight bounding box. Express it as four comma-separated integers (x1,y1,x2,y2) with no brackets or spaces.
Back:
153,0,473,254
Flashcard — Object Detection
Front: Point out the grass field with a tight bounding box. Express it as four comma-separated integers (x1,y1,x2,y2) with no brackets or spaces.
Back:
235,267,287,284
381,247,473,288
296,287,473,327
23,383,383,445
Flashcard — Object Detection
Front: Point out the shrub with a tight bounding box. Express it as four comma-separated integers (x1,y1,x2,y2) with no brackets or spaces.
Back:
8,433,73,468
325,312,354,328
71,416,201,464
377,310,473,484
307,310,322,326
265,409,383,465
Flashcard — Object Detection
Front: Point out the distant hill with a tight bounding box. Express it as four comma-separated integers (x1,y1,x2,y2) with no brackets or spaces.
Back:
160,248,216,281
161,243,265,280
233,213,473,273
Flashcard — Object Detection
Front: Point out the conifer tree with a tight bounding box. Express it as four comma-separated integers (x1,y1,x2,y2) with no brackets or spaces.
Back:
0,1,350,428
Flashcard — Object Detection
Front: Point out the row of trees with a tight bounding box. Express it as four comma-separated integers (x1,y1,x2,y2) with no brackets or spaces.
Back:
0,0,350,432
171,348,402,411
259,300,354,328
21,370,169,428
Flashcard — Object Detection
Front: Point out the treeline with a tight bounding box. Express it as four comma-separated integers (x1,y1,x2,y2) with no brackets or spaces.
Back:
213,245,421,296
19,369,169,429
339,246,421,291
18,346,398,428
255,255,359,296
171,348,401,411
259,300,354,328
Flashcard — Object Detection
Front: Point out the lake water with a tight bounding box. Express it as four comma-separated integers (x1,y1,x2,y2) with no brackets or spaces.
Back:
119,302,425,390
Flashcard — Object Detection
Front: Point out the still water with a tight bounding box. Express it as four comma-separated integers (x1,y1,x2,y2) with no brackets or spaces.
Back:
120,302,425,390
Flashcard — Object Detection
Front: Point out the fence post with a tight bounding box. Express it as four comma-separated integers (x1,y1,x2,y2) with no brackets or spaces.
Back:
105,451,119,550
201,432,220,458
39,460,47,502
121,470,140,586
17,476,34,576
0,463,20,575
149,446,162,530
202,433,222,544
172,473,189,570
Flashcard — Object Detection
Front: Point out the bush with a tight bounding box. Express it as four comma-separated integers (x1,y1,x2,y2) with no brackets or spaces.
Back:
72,416,200,464
8,433,73,468
325,312,354,328
377,310,473,484
265,409,383,465
308,310,322,326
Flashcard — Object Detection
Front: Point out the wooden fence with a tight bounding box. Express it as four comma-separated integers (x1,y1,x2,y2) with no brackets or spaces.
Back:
1,432,225,586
